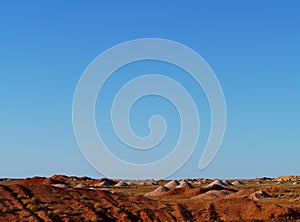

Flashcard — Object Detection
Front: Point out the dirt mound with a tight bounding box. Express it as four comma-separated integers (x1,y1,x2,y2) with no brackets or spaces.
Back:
192,190,233,199
75,183,91,189
145,185,169,197
222,180,233,186
52,183,68,188
86,178,116,186
250,190,271,200
164,180,179,189
126,181,134,186
95,180,113,187
137,179,158,186
232,180,244,186
224,189,256,199
160,185,237,199
176,180,193,188
114,181,128,187
202,184,237,193
206,179,228,187
159,187,201,198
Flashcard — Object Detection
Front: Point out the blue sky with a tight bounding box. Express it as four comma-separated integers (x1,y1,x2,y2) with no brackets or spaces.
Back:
0,1,299,179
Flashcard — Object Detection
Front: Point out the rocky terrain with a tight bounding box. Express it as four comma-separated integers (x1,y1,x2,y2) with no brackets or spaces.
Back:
0,175,300,221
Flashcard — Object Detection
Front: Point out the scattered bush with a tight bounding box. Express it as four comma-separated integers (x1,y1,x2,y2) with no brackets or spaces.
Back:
23,211,32,218
73,209,83,216
17,194,24,199
1,207,8,213
84,217,98,222
121,213,128,218
53,209,61,215
30,197,39,203
95,208,105,214
61,196,71,200
26,204,39,212
94,203,101,209
197,208,206,214
90,216,98,222
158,204,168,210
81,195,89,200
22,199,31,205
8,206,18,213
59,209,71,216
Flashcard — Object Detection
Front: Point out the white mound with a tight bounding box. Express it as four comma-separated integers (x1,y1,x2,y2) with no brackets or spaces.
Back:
222,180,233,186
144,186,169,197
127,181,133,186
151,181,158,185
94,180,113,187
138,180,157,185
114,181,128,187
176,180,193,188
232,180,244,186
250,190,271,200
164,180,179,189
53,184,68,188
75,183,90,189
206,179,228,187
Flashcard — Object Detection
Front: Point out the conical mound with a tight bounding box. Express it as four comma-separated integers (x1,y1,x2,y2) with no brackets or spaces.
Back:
176,180,193,188
222,180,233,186
250,190,271,200
75,183,90,189
114,181,128,187
232,180,244,186
144,186,169,197
164,180,179,189
94,180,113,187
206,179,228,188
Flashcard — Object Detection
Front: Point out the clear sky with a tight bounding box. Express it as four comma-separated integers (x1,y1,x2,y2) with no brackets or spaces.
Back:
1,1,299,179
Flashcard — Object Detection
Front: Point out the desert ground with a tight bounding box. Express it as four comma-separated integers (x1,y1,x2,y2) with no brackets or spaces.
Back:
0,175,300,221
